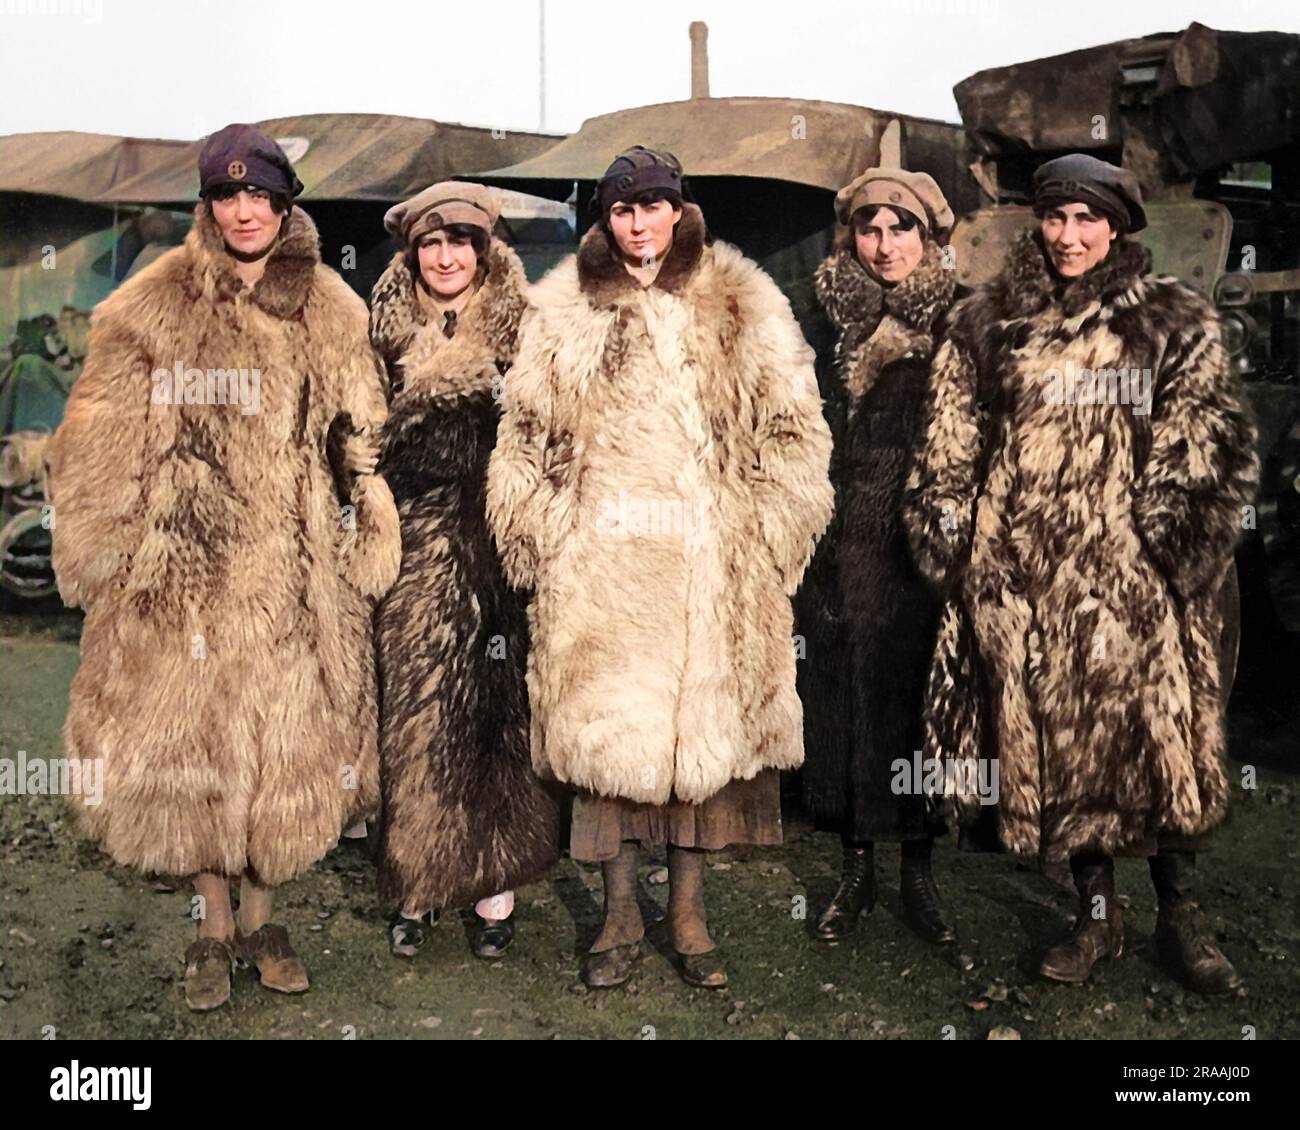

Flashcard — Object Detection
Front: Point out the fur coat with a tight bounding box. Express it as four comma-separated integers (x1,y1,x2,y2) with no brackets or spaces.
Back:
903,230,1259,863
801,243,957,840
45,204,401,885
487,204,834,806
368,241,559,910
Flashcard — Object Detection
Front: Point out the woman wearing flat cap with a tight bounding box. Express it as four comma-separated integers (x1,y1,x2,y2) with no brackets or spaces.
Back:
904,152,1258,993
45,122,401,1009
368,182,560,961
487,146,833,990
802,167,963,945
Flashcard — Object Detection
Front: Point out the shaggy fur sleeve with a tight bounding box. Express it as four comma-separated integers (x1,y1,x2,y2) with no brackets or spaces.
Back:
902,332,984,589
748,294,835,595
486,308,568,590
44,306,151,610
1133,290,1259,599
319,274,402,599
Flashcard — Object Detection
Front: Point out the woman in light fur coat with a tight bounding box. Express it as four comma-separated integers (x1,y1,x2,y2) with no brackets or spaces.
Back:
904,154,1258,994
368,182,559,961
803,168,962,947
44,125,401,1010
488,147,834,990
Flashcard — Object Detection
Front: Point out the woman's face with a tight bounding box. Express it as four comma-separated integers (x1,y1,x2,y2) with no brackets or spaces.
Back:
1040,203,1117,277
854,206,925,284
417,230,478,299
211,188,283,258
608,198,682,266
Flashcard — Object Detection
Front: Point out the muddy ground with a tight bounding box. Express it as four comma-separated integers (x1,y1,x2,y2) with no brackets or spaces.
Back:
1,607,1296,1041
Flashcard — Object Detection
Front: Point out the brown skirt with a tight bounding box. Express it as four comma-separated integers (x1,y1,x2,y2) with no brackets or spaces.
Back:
569,770,783,862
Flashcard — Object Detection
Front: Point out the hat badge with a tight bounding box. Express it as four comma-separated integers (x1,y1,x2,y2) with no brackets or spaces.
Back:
889,190,902,203
227,159,247,181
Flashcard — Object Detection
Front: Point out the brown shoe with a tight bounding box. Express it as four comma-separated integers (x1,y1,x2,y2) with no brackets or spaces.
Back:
1039,856,1124,984
237,923,310,994
678,948,728,989
1155,901,1243,995
184,937,235,1011
580,942,640,989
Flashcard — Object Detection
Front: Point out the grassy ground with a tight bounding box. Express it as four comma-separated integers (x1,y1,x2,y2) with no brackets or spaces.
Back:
1,607,1296,1040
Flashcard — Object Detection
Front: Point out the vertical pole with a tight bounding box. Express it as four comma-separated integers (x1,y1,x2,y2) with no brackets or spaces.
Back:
539,0,547,132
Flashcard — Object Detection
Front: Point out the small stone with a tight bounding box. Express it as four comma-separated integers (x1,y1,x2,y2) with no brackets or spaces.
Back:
310,924,324,932
988,1025,1021,1040
151,881,176,894
711,862,732,871
316,911,331,920
956,952,976,972
784,1031,800,1040
9,928,36,946
982,982,1009,1002
646,867,668,885
569,982,588,995
418,1016,442,1029
100,938,114,949
968,1000,989,1011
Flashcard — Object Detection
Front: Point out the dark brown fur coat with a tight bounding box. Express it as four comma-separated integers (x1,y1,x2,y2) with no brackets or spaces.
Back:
368,241,559,910
801,243,957,839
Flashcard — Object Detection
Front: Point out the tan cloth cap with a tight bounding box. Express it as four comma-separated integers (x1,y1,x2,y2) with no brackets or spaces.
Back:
384,181,500,247
834,168,954,237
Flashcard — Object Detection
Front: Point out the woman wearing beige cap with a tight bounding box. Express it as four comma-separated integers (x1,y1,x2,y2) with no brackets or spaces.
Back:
367,182,559,961
802,167,962,945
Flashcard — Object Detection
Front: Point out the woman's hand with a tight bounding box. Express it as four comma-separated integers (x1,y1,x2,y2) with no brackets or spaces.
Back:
343,432,380,476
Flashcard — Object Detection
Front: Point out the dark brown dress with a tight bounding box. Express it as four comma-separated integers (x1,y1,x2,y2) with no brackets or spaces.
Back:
569,770,783,862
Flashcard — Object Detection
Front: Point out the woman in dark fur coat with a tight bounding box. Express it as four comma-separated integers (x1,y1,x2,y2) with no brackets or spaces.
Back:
904,155,1258,994
803,168,961,944
368,182,559,960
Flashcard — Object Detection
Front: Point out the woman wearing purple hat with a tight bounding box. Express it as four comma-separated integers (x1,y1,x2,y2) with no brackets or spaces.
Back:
904,153,1258,994
46,123,400,1010
488,147,834,990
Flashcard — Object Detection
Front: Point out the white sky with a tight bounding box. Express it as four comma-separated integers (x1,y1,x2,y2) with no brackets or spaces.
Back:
0,0,1297,140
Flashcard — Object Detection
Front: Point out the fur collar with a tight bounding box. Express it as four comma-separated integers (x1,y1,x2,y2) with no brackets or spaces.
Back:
576,202,708,304
187,202,320,318
816,242,957,405
373,238,528,406
992,228,1151,320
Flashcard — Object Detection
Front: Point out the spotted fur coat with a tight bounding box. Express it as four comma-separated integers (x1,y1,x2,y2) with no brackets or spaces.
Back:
487,205,834,806
903,230,1259,862
368,241,559,910
801,242,957,839
46,204,401,885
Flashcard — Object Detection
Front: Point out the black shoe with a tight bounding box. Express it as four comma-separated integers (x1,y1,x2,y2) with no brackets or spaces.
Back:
389,910,439,958
900,853,956,944
472,917,515,960
1155,901,1243,995
1039,857,1123,984
814,844,875,941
